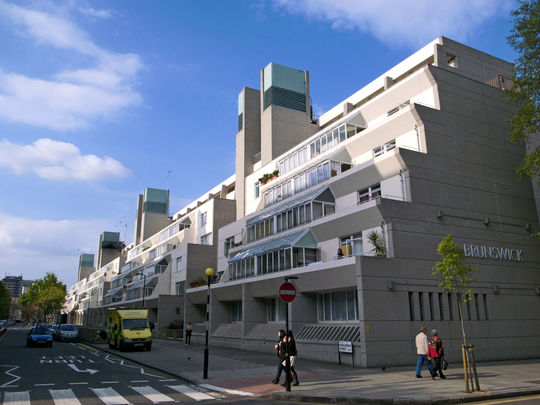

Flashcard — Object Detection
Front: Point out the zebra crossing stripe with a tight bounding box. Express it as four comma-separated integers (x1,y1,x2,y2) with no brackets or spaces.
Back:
89,387,130,404
49,389,82,405
167,385,215,401
199,383,254,396
2,391,30,405
130,385,175,403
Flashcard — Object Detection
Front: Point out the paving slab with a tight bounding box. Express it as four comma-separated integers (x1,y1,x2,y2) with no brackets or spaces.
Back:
88,338,540,404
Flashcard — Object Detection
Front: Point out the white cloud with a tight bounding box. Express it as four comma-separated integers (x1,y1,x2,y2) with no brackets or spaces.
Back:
0,138,130,181
271,0,514,48
0,212,110,286
0,1,142,130
78,7,114,20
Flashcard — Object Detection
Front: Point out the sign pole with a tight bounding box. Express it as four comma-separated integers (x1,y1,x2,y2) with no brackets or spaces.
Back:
279,276,298,392
285,301,291,392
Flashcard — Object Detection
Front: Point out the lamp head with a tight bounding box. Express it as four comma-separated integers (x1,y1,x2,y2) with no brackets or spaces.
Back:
205,267,214,277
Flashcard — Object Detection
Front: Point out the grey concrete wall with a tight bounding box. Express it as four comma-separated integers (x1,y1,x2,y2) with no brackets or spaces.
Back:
236,87,261,219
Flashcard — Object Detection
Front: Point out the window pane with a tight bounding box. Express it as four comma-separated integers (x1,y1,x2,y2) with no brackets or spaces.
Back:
305,248,317,264
285,248,291,269
324,203,335,216
313,202,323,219
332,291,347,320
324,293,331,321
279,249,285,271
305,203,312,222
321,134,327,152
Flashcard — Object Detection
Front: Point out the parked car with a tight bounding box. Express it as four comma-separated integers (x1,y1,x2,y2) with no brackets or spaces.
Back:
27,327,53,347
0,320,7,334
55,324,79,342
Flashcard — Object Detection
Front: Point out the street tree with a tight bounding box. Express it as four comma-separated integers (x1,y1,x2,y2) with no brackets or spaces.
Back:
0,282,11,319
506,0,540,179
432,234,479,392
18,273,66,321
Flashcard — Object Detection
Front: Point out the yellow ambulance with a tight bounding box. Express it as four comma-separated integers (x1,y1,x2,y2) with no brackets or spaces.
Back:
106,308,152,351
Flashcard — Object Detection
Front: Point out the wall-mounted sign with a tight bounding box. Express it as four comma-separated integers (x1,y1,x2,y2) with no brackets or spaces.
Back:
463,244,524,262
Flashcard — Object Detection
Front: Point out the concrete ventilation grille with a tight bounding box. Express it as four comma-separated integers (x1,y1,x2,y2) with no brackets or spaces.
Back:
296,325,361,342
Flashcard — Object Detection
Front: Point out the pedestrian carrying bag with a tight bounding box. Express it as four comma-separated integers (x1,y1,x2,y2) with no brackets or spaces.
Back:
442,358,448,370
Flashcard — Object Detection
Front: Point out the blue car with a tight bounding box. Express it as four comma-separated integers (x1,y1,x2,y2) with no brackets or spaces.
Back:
27,327,53,347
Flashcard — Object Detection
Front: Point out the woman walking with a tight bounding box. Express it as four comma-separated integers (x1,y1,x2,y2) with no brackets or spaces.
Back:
282,330,299,386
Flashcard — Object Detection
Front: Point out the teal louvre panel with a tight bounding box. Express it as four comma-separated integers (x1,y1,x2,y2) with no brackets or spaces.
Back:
144,201,167,214
238,112,243,131
79,254,94,268
102,231,120,249
263,63,305,93
144,188,167,213
263,86,306,112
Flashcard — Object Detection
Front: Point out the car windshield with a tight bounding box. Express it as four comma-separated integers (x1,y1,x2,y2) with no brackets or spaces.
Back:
122,318,147,330
32,328,51,335
61,325,77,331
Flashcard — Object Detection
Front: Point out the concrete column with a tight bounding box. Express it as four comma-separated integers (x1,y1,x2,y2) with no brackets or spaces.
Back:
243,284,267,337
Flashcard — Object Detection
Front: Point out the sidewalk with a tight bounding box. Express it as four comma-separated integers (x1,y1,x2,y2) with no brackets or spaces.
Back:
90,338,540,404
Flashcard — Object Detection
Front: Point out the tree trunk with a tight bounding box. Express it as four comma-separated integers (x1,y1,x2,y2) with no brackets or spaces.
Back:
457,299,467,347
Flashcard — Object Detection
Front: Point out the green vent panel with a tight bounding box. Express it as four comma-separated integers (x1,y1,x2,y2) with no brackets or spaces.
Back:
238,112,243,131
79,254,94,268
144,188,168,214
262,63,306,111
263,87,306,111
101,232,120,249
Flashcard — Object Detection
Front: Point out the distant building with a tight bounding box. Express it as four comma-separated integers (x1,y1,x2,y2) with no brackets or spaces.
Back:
2,275,23,298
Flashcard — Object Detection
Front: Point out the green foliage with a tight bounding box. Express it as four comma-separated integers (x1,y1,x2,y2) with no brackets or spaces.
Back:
506,0,540,179
0,282,11,319
432,234,477,301
367,230,387,257
18,272,66,319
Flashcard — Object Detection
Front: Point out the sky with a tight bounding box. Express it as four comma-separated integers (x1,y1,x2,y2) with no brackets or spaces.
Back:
0,0,519,288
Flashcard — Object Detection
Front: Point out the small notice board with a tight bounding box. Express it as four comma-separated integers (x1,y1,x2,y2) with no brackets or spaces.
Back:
338,340,354,366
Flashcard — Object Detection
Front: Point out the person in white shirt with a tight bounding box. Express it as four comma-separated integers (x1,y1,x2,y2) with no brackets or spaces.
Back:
415,326,434,378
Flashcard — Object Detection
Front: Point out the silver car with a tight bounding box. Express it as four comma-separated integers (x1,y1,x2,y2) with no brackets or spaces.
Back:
56,324,79,342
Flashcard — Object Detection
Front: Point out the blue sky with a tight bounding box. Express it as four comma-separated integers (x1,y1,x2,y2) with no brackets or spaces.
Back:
0,0,518,288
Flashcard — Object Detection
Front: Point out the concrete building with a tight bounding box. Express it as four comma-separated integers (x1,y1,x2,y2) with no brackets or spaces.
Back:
64,37,540,367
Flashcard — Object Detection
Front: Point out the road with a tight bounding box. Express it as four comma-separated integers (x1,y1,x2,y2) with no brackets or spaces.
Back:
0,327,311,404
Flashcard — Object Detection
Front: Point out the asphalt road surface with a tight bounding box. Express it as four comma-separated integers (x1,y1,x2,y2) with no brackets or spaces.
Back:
0,327,308,404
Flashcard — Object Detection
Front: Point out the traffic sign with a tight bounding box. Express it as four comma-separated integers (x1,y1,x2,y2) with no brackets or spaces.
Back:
279,282,296,303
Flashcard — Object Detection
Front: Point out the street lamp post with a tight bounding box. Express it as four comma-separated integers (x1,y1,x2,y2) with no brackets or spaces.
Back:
136,272,146,308
203,267,214,379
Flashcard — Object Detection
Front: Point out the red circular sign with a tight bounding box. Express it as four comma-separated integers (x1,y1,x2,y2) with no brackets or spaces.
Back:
279,282,296,303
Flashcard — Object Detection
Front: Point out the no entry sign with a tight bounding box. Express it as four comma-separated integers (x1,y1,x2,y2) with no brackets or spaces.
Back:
279,282,296,303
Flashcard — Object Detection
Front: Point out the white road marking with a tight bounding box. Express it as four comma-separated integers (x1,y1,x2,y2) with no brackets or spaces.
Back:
69,382,88,385
35,383,55,386
68,364,98,374
158,379,176,382
130,380,148,383
130,385,175,403
101,381,119,384
199,383,254,396
0,365,21,388
90,387,130,404
2,391,30,405
167,385,215,401
49,389,82,405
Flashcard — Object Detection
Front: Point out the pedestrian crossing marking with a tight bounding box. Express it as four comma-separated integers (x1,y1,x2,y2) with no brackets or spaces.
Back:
200,383,254,396
130,385,175,403
2,391,30,405
49,389,82,405
167,384,215,401
90,387,130,404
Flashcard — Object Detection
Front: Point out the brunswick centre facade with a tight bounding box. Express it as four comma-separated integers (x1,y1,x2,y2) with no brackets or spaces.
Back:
64,37,540,367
